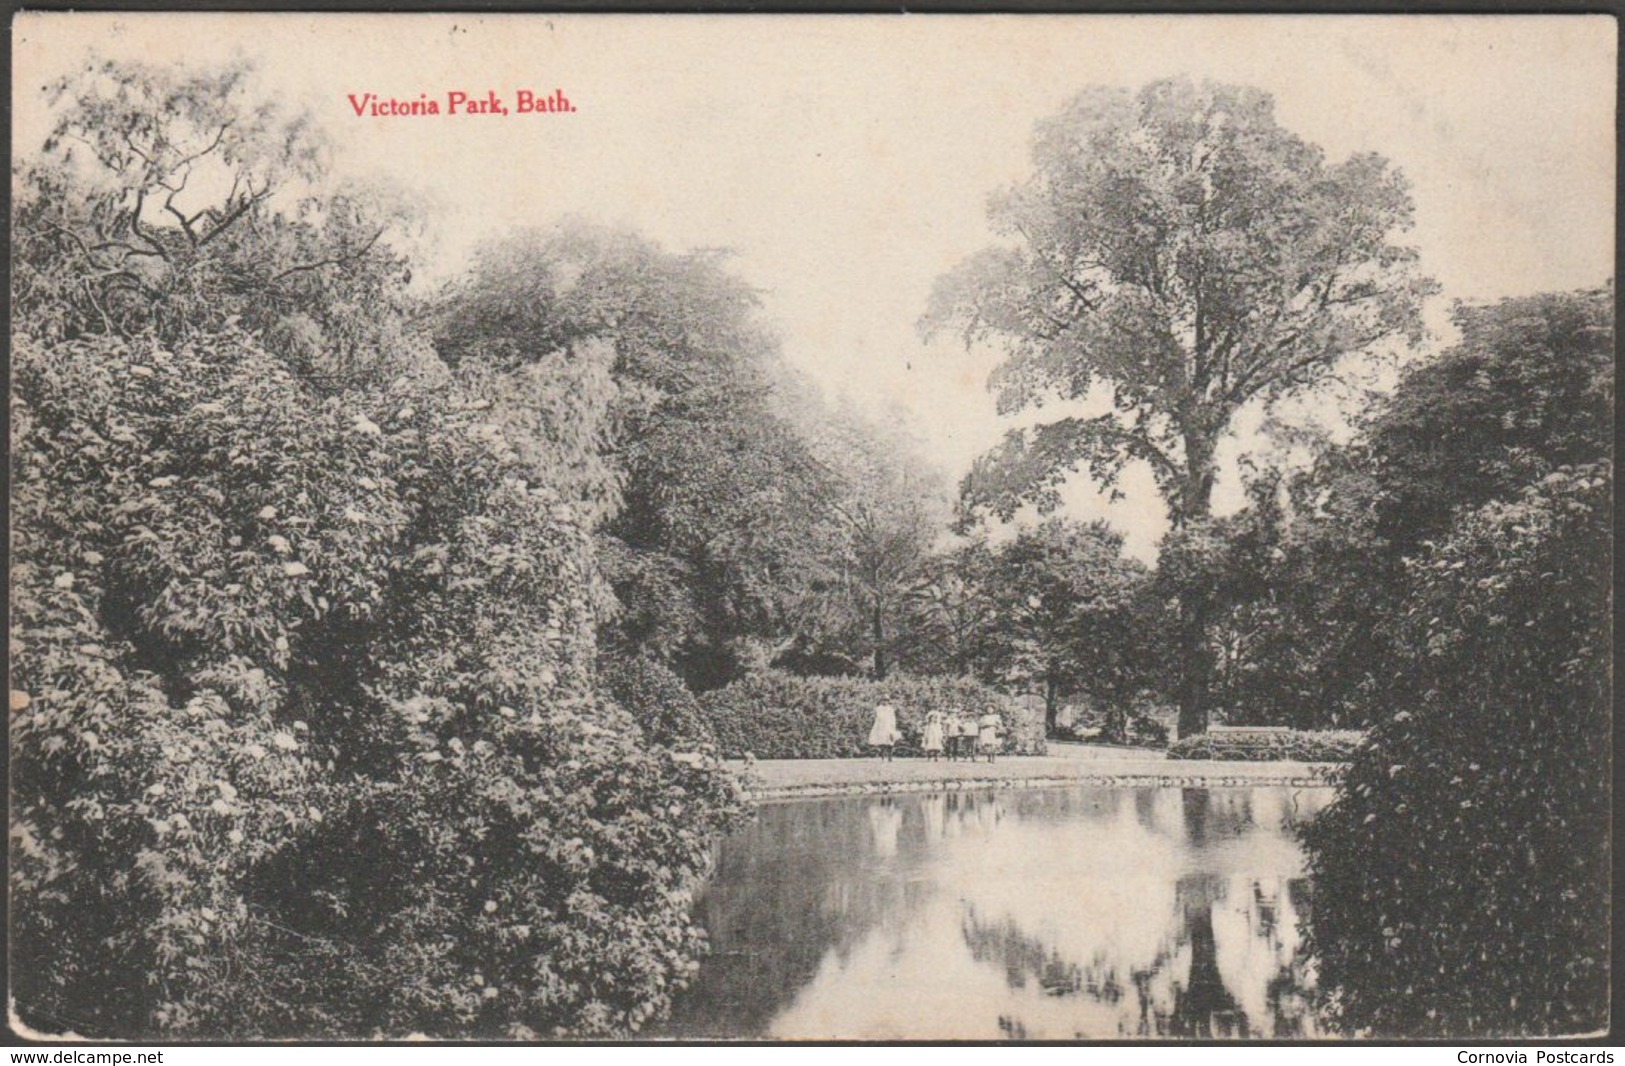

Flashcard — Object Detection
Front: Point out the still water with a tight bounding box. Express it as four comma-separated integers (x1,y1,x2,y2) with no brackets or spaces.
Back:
662,786,1333,1040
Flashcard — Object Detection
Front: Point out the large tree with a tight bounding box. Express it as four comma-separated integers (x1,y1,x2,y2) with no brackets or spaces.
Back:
431,223,832,690
902,539,1001,680
923,78,1435,735
796,403,947,680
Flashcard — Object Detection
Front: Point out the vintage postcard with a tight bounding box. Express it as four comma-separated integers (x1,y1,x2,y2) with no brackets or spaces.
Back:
8,11,1614,1044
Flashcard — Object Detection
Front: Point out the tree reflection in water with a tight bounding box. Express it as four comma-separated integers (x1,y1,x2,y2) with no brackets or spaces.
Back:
958,871,1313,1037
661,785,1330,1039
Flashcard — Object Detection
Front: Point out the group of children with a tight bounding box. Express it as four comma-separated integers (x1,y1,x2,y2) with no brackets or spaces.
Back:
866,703,1004,763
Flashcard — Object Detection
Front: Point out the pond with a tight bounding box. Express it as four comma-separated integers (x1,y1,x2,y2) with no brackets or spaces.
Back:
661,785,1334,1040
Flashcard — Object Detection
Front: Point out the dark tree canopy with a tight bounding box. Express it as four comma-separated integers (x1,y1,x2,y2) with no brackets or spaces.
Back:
1193,465,1392,730
430,224,951,691
903,540,1002,681
977,520,1162,737
1300,462,1610,1036
431,223,836,688
1363,286,1614,556
1270,286,1613,1035
1198,285,1615,730
795,404,947,681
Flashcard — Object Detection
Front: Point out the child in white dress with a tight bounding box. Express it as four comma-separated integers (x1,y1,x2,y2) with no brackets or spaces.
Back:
922,710,945,762
867,702,900,761
977,711,1003,763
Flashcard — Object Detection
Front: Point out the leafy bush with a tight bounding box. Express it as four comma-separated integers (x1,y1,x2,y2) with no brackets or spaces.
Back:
1166,729,1366,762
698,671,1046,759
599,651,715,750
1300,464,1610,1036
1055,697,1173,749
9,329,744,1038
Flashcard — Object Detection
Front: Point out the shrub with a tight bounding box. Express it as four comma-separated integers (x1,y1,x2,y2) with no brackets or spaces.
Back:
699,671,1047,759
599,651,715,750
1166,729,1366,762
9,329,744,1038
1129,712,1171,748
1054,697,1173,749
1300,465,1610,1036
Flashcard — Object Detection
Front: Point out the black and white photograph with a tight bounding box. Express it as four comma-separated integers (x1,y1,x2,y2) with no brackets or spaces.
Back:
7,11,1615,1044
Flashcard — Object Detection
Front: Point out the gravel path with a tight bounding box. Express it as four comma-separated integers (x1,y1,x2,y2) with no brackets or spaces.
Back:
732,752,1340,800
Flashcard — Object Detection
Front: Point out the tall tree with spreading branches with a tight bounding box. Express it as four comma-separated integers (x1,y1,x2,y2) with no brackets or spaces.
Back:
922,78,1435,736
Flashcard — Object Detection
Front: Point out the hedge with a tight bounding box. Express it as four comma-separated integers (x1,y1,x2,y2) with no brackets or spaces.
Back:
1166,729,1366,762
699,671,1047,759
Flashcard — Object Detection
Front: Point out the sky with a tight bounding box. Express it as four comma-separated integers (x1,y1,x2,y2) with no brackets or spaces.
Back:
14,13,1616,560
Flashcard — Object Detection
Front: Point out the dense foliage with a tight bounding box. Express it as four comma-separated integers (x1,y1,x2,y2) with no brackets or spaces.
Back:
9,324,744,1038
786,401,948,680
1201,287,1615,731
896,521,1174,740
12,59,417,381
13,53,1609,1043
1165,730,1364,763
10,60,745,1039
1301,464,1610,1035
1365,291,1613,556
698,671,1047,760
971,520,1167,739
1298,289,1613,1036
598,651,715,750
433,225,918,692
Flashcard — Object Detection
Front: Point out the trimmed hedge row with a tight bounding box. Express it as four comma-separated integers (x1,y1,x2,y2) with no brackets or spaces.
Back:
1166,729,1366,762
699,671,1047,759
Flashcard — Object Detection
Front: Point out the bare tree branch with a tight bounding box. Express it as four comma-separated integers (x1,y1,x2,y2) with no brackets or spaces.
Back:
197,180,273,247
162,190,199,246
127,190,169,261
270,227,388,283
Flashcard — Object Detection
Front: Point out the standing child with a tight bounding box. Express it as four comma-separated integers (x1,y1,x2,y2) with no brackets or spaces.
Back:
922,710,945,762
954,711,977,761
978,709,1003,764
868,701,900,762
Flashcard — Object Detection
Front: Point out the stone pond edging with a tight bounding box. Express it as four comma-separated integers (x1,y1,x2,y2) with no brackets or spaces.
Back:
744,766,1341,802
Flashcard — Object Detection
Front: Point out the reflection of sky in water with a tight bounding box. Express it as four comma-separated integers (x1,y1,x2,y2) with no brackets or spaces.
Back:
661,786,1331,1040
